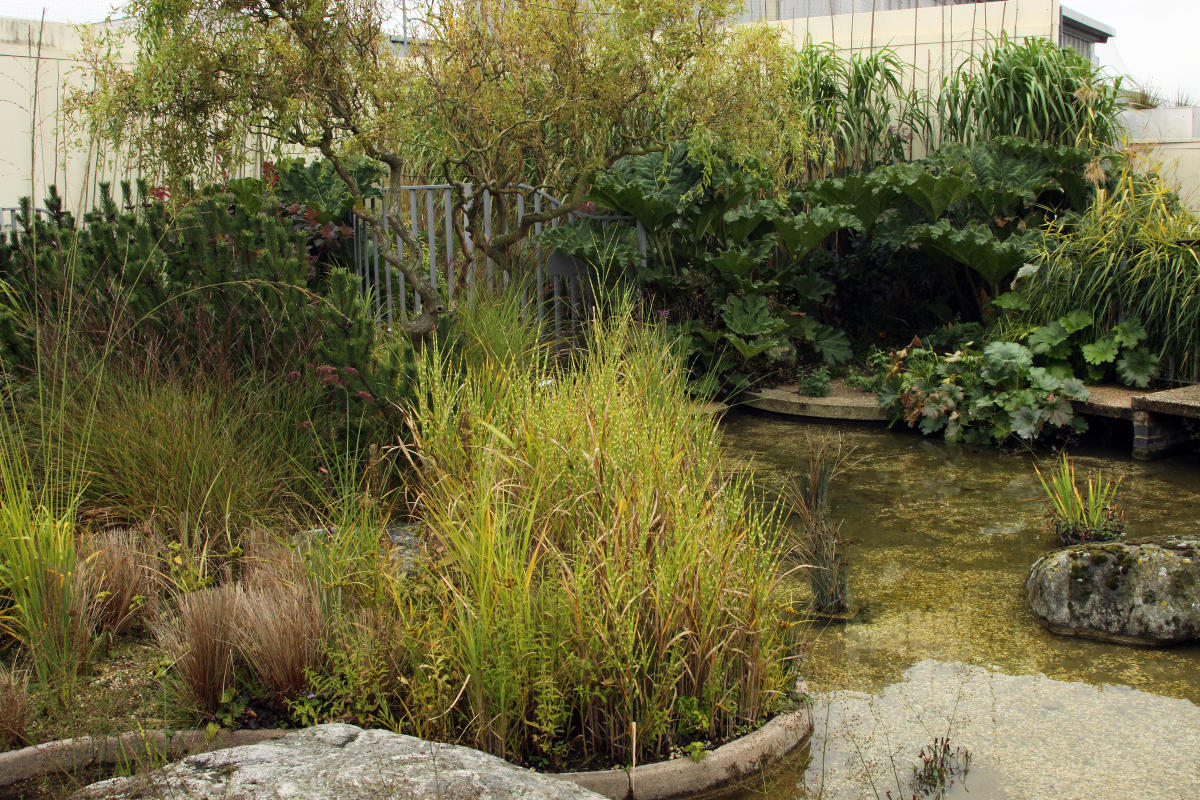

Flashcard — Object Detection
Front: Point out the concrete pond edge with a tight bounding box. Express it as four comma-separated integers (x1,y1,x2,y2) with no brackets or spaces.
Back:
551,705,814,800
0,728,286,789
0,705,813,799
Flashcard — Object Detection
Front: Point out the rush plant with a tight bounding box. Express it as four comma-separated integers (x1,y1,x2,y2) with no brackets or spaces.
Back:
1034,454,1124,545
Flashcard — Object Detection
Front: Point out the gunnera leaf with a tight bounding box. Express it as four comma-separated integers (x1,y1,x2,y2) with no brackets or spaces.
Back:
1112,318,1148,349
983,341,1034,372
1026,321,1068,355
1010,405,1043,440
1058,309,1093,334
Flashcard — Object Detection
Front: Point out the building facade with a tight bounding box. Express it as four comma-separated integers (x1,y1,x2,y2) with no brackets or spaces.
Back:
734,0,1112,64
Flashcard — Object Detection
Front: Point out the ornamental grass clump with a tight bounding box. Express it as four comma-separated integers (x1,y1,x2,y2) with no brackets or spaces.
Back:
399,296,797,768
0,664,32,747
779,433,851,615
0,403,94,702
1034,453,1124,545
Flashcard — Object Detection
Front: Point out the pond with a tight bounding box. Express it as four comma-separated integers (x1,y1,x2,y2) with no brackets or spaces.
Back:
720,411,1200,800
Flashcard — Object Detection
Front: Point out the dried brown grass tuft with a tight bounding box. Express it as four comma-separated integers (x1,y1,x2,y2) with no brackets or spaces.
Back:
0,663,33,747
81,528,158,635
236,573,325,706
158,585,241,717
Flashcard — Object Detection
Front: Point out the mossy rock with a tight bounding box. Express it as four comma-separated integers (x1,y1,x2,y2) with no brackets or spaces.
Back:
1026,541,1200,646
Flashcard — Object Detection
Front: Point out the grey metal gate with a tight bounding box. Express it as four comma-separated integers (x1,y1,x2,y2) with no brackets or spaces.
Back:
350,184,646,338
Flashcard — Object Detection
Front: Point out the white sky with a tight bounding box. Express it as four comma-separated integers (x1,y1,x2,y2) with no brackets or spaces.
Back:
7,0,1200,102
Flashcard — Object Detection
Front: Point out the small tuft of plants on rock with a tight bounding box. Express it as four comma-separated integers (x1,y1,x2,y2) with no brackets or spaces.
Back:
1035,453,1125,545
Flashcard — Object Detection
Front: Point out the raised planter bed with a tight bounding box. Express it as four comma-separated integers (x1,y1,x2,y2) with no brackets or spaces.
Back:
551,705,813,800
2,703,812,800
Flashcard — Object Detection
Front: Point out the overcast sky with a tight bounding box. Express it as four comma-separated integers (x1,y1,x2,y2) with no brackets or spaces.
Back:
7,0,1200,102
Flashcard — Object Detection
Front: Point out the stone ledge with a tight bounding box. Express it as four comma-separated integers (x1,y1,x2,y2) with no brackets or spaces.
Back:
3,706,813,800
743,381,885,422
0,729,287,789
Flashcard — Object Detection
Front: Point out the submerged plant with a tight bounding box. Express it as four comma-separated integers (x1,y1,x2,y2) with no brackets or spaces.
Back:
1034,453,1124,545
891,736,973,800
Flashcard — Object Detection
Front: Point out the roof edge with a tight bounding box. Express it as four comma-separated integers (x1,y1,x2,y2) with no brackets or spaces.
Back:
1061,5,1115,43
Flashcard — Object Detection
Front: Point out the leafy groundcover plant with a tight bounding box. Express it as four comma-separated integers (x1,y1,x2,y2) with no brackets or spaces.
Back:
877,339,1089,445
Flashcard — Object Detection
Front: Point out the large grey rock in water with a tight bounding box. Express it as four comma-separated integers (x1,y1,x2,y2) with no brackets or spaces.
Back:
72,724,604,800
1026,541,1200,645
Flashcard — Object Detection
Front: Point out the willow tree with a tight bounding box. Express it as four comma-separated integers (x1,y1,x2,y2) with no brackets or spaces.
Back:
77,0,808,336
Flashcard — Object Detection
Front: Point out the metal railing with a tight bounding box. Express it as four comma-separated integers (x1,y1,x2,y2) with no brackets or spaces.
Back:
351,184,646,338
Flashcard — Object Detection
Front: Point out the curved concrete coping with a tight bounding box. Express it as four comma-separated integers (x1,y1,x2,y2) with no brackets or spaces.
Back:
2,704,813,800
0,728,286,789
552,705,814,800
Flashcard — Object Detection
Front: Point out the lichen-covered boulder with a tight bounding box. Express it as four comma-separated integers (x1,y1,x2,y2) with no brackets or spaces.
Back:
72,724,604,800
1026,541,1200,646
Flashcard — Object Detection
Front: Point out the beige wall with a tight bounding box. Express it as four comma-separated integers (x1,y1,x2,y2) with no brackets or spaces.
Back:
0,16,126,216
0,15,276,219
766,0,1060,99
1129,139,1200,213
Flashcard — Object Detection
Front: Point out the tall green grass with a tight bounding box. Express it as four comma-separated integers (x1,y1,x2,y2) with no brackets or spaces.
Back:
1024,170,1200,382
394,293,796,767
938,36,1122,148
789,40,927,176
0,390,92,702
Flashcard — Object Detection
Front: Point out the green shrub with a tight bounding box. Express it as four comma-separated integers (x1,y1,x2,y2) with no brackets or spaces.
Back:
1017,171,1200,383
796,364,832,397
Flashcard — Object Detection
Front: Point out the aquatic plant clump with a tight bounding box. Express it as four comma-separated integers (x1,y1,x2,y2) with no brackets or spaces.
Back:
400,301,798,768
1034,454,1124,545
780,433,851,615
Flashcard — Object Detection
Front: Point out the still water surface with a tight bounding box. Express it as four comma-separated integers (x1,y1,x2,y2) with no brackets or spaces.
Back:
721,412,1200,800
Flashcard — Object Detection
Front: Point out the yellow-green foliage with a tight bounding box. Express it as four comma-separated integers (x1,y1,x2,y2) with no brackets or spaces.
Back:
1027,169,1200,380
0,404,92,700
395,298,796,767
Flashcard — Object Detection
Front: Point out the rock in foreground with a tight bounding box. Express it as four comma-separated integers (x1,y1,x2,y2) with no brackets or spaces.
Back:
1026,541,1200,645
72,724,604,800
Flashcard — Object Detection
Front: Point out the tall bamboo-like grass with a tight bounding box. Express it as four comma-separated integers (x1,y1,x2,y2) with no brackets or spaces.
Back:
398,293,796,767
1025,170,1200,382
789,40,927,177
0,400,93,699
937,36,1122,148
